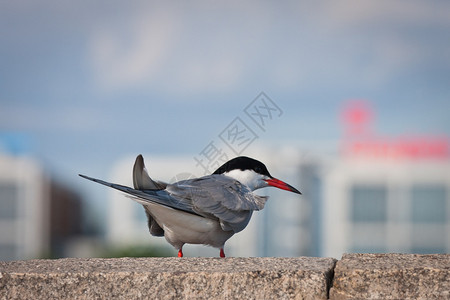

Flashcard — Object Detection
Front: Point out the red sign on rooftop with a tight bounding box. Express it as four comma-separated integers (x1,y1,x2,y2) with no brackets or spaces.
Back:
341,101,450,160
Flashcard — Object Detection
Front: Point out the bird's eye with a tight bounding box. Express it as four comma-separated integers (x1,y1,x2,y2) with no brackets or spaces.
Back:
254,167,262,173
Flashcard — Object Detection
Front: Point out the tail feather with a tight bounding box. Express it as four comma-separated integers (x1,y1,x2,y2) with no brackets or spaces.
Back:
133,154,166,190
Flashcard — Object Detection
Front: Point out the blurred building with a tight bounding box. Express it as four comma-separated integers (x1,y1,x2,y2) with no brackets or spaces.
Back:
0,135,84,261
304,155,450,258
49,180,84,257
0,153,49,260
314,101,450,257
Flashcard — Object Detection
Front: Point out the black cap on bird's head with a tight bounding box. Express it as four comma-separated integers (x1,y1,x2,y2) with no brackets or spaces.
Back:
213,156,301,194
213,156,271,177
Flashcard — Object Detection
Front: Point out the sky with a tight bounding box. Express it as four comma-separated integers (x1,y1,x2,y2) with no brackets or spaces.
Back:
1,1,449,228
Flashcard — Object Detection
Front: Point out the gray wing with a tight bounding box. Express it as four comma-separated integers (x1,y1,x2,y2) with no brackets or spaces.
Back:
79,174,268,233
166,175,269,233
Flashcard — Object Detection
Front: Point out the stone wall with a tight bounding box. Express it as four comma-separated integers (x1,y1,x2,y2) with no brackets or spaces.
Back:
0,254,449,299
331,253,450,299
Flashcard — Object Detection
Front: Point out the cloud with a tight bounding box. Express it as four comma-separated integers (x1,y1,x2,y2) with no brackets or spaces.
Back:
86,2,272,96
89,6,180,92
85,1,450,96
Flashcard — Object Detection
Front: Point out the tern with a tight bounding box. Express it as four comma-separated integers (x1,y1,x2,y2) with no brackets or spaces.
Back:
80,155,301,257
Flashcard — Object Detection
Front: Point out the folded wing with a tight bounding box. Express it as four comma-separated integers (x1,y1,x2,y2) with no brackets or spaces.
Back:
166,175,268,232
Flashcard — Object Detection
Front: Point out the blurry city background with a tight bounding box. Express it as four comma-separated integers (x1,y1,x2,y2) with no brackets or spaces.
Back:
1,1,449,260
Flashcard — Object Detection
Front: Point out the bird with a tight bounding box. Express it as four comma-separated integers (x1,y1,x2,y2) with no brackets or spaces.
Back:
79,155,301,258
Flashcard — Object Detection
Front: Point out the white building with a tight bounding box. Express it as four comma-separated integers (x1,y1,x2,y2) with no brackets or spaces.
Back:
315,101,450,258
0,154,50,261
312,156,450,258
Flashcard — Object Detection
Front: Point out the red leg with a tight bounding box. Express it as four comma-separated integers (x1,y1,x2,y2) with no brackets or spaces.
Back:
178,248,183,257
220,248,225,258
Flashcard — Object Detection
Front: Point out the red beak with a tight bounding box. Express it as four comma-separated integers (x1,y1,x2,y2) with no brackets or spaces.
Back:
265,177,301,194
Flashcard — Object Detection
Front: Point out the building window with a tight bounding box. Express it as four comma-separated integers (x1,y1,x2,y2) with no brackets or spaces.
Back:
351,184,387,222
411,185,447,223
410,184,447,253
0,183,18,219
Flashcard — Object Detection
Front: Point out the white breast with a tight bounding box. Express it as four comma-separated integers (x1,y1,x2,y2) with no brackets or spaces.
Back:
144,202,234,249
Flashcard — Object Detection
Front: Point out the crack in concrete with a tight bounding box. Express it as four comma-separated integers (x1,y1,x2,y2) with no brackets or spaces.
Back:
326,259,337,299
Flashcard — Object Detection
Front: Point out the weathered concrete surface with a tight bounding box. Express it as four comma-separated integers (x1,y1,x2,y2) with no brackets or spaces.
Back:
330,253,450,300
0,257,336,300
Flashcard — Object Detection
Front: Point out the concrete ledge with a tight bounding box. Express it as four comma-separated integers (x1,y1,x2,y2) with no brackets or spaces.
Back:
0,257,336,300
2,254,449,299
330,253,450,300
